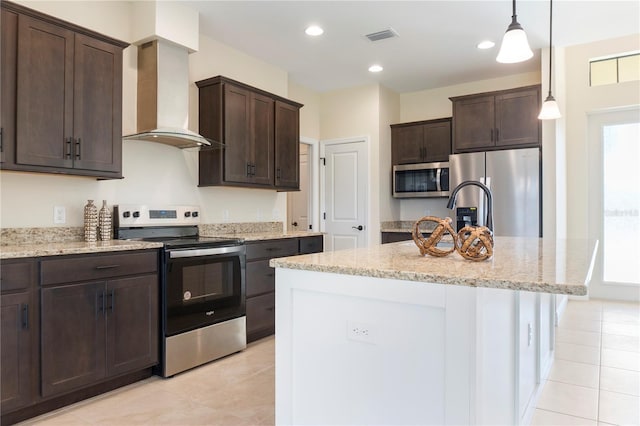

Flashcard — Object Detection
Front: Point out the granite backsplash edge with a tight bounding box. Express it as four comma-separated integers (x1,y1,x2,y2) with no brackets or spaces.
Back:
1,222,284,246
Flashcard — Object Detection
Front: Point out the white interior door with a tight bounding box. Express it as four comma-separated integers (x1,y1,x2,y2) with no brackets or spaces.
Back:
288,144,309,231
322,140,368,251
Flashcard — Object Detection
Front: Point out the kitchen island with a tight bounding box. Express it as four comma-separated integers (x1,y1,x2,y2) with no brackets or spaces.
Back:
270,237,598,425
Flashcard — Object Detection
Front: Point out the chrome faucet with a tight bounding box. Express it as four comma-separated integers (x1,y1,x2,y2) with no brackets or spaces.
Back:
446,180,494,233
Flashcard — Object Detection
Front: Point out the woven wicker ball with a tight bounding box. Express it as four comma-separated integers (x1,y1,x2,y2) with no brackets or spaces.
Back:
412,216,457,257
455,226,494,261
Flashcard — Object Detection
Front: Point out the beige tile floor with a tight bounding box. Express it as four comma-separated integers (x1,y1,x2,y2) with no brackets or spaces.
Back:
18,336,276,425
532,299,640,426
18,299,640,425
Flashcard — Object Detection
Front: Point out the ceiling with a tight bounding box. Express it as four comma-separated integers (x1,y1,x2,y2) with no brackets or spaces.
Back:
182,1,640,94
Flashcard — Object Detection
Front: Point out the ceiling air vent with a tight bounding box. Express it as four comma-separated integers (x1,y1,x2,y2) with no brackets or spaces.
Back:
365,28,399,42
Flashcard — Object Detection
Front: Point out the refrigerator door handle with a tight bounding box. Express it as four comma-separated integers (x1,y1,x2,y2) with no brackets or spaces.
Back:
478,177,486,228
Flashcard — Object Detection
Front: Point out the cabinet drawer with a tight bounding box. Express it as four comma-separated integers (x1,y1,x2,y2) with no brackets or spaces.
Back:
381,232,413,244
246,292,275,337
246,259,275,297
246,239,298,261
41,251,158,286
0,259,37,292
298,235,323,254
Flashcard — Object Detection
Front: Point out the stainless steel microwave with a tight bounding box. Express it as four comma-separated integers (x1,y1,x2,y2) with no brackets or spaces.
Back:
392,162,450,198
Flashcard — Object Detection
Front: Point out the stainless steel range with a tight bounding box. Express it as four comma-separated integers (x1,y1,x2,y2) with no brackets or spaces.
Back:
114,205,246,377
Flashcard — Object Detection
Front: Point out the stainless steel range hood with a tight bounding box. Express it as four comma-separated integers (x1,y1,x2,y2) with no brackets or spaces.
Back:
123,39,222,149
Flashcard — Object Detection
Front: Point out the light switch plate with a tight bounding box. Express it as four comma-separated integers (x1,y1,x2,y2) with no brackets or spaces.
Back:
53,206,66,224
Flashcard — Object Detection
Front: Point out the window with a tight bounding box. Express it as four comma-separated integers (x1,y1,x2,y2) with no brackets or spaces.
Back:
590,53,640,86
602,121,640,284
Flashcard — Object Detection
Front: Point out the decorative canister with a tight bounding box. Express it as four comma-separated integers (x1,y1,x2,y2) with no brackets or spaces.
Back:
84,200,98,242
98,200,112,241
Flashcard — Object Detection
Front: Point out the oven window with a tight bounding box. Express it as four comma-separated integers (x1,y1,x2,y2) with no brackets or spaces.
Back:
182,262,232,303
166,254,245,335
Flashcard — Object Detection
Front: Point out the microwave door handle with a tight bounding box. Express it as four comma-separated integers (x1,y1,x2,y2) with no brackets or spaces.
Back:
436,168,442,192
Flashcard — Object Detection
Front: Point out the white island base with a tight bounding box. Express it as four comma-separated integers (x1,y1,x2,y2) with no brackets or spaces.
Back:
274,268,556,425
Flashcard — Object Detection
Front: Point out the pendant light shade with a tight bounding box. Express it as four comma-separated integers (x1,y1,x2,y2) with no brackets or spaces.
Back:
496,0,533,63
538,95,562,119
538,0,562,120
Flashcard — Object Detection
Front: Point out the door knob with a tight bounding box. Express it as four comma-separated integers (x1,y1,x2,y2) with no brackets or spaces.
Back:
292,222,298,227
352,225,364,231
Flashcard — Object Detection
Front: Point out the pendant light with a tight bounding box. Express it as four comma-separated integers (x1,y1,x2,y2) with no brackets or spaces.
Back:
538,0,562,120
496,0,533,63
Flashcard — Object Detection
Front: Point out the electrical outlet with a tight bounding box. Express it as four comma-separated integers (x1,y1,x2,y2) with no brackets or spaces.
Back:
272,209,280,220
53,206,66,224
222,210,230,222
347,321,376,344
257,208,263,220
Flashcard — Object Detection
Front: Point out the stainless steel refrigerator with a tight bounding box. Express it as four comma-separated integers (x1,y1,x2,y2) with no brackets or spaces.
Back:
448,148,541,237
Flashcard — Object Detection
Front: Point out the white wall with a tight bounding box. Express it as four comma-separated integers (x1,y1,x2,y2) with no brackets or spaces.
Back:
288,81,320,141
378,85,401,223
1,2,291,229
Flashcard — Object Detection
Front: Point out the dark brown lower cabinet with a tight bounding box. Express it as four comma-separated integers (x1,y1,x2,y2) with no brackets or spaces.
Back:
381,232,413,244
41,275,158,398
246,292,276,341
245,235,323,342
1,259,37,417
1,292,33,412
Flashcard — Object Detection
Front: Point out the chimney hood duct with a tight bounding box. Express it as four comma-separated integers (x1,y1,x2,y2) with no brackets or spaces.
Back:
123,40,221,149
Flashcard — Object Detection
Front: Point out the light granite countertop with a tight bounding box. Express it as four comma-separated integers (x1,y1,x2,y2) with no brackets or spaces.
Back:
201,231,324,242
0,240,164,260
270,237,599,295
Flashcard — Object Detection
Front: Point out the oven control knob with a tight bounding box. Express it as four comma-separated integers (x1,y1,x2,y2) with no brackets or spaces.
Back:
192,211,199,218
133,211,140,218
184,211,191,218
122,211,130,218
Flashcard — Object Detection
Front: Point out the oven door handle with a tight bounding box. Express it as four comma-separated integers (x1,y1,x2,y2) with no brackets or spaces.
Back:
168,245,245,258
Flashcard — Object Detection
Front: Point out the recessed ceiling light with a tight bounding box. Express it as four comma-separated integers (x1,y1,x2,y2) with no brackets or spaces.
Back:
477,40,496,49
368,64,383,73
305,25,324,36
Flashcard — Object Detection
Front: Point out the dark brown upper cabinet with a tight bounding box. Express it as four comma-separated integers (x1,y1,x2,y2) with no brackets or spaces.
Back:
197,76,302,190
274,100,300,190
450,85,541,153
1,7,18,165
391,117,452,165
0,1,128,179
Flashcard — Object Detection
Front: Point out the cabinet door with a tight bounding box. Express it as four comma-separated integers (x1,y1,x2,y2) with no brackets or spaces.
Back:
16,14,74,169
274,100,300,189
0,292,32,413
392,125,423,165
495,88,540,147
223,84,252,184
246,291,275,342
246,260,275,297
106,275,158,377
72,33,122,173
452,95,494,152
1,8,18,165
41,282,105,397
298,235,324,254
423,120,451,162
252,93,274,186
